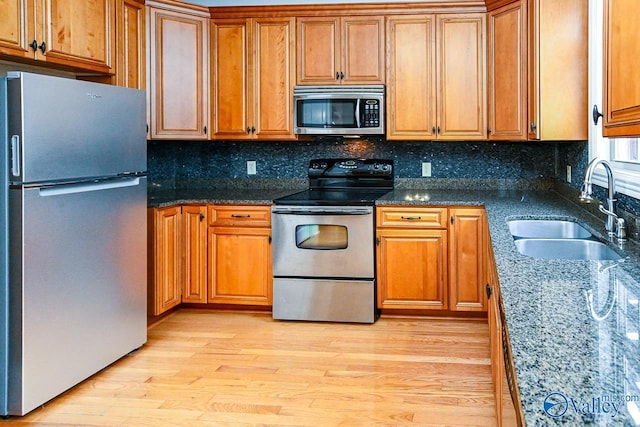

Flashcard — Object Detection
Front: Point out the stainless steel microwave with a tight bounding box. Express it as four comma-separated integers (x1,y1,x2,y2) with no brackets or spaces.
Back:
293,85,385,136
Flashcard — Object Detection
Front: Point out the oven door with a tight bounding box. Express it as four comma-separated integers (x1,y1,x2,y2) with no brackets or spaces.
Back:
271,205,374,279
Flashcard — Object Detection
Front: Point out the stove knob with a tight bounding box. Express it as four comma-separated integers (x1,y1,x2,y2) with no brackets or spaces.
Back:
311,163,319,169
320,162,328,169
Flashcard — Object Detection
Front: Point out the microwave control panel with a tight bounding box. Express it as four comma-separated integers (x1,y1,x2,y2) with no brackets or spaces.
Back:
362,99,380,127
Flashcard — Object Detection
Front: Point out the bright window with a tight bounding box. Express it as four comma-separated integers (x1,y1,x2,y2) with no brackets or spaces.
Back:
589,1,640,199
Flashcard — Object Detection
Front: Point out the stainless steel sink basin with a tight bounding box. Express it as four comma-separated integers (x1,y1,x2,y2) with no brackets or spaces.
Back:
508,219,592,239
514,238,622,261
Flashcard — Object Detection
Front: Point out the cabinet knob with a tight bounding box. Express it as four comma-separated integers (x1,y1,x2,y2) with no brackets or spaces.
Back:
251,126,256,133
530,122,537,132
437,126,441,134
203,126,207,134
247,127,251,134
339,71,344,80
29,40,38,52
336,72,340,80
486,283,492,299
432,126,436,134
592,104,604,125
38,41,46,54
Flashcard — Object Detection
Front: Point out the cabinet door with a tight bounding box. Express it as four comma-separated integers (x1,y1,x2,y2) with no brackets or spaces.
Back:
208,227,272,305
149,206,181,316
603,0,640,137
487,1,527,140
342,16,384,84
116,0,146,89
297,17,340,85
42,0,115,73
529,0,587,140
386,15,437,140
449,208,486,311
211,19,251,139
437,13,486,140
148,6,209,139
253,17,296,139
182,206,207,304
376,228,448,310
0,0,32,59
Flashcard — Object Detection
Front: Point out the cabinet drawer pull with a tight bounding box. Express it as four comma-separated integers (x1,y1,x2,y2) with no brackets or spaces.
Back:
400,216,421,220
231,214,251,218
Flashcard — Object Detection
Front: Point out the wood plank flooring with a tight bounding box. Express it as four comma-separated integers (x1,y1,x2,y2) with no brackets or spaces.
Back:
5,310,496,426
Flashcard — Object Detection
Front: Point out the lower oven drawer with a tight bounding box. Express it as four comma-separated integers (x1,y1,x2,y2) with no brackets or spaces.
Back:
273,278,376,323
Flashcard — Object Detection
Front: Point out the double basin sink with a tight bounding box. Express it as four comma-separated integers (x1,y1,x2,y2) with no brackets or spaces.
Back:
508,219,622,261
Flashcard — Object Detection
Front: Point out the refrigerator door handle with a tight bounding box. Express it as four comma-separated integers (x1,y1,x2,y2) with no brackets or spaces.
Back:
39,177,141,197
11,135,20,177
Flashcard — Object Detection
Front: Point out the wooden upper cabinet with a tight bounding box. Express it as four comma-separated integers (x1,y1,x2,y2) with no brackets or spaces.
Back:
386,15,437,140
437,14,486,140
147,1,209,139
297,16,384,85
528,0,587,140
0,0,114,73
0,0,31,59
116,0,146,89
211,17,295,140
386,13,486,140
603,0,640,137
487,1,527,140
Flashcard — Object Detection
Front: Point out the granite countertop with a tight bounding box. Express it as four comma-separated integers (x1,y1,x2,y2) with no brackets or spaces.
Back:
149,184,640,425
379,189,640,426
148,187,303,208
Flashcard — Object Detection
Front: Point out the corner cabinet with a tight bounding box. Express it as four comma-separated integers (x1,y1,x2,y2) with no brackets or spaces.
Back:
297,16,385,85
148,205,208,316
602,0,640,137
211,17,296,140
0,0,115,74
115,0,146,89
376,207,449,310
147,0,209,139
208,205,272,306
487,0,587,141
386,14,486,140
376,206,487,314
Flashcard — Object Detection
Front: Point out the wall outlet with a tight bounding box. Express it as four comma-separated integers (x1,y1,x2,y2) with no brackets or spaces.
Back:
566,165,572,183
421,162,432,177
247,160,257,175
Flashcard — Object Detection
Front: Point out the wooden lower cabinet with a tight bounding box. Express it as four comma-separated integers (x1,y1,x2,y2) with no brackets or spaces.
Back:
487,238,524,426
207,205,272,306
449,208,487,311
148,205,207,316
148,206,182,316
376,228,448,309
376,206,487,313
181,205,208,304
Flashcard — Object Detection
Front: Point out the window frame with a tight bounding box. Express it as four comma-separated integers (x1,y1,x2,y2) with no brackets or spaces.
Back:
588,0,640,200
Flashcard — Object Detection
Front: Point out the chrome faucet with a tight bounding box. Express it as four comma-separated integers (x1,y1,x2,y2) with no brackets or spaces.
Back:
579,158,627,240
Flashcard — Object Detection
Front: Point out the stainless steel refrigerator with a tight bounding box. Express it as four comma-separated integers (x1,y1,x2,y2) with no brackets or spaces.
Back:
0,72,147,416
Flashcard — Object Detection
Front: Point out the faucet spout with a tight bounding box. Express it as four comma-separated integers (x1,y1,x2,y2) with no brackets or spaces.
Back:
580,158,623,237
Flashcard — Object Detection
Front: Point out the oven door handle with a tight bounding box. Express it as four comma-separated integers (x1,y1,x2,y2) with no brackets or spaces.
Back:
272,208,372,216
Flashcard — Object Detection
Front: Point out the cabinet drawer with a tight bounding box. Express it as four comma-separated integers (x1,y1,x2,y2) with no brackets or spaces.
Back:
208,205,271,227
376,207,448,228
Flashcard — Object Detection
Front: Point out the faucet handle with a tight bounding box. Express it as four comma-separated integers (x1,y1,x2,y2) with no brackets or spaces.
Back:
616,217,627,241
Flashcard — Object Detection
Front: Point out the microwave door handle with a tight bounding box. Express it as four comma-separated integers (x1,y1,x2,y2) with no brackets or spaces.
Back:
355,99,361,128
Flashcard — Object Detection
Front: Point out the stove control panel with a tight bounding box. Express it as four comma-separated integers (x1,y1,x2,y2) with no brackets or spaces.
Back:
308,158,393,178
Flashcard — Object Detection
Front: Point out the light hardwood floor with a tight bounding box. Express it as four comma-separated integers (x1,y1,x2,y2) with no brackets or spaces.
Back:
5,310,496,426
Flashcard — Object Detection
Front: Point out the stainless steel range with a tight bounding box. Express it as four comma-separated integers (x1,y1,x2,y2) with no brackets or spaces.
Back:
271,158,393,323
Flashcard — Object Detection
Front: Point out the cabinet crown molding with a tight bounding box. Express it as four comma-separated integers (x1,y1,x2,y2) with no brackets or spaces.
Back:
209,1,487,19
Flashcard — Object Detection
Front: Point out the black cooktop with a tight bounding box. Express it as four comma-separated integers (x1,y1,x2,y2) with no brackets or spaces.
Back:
274,158,394,206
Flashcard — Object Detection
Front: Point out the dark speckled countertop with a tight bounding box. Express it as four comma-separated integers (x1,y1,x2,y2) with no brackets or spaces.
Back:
379,189,640,426
149,184,640,425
